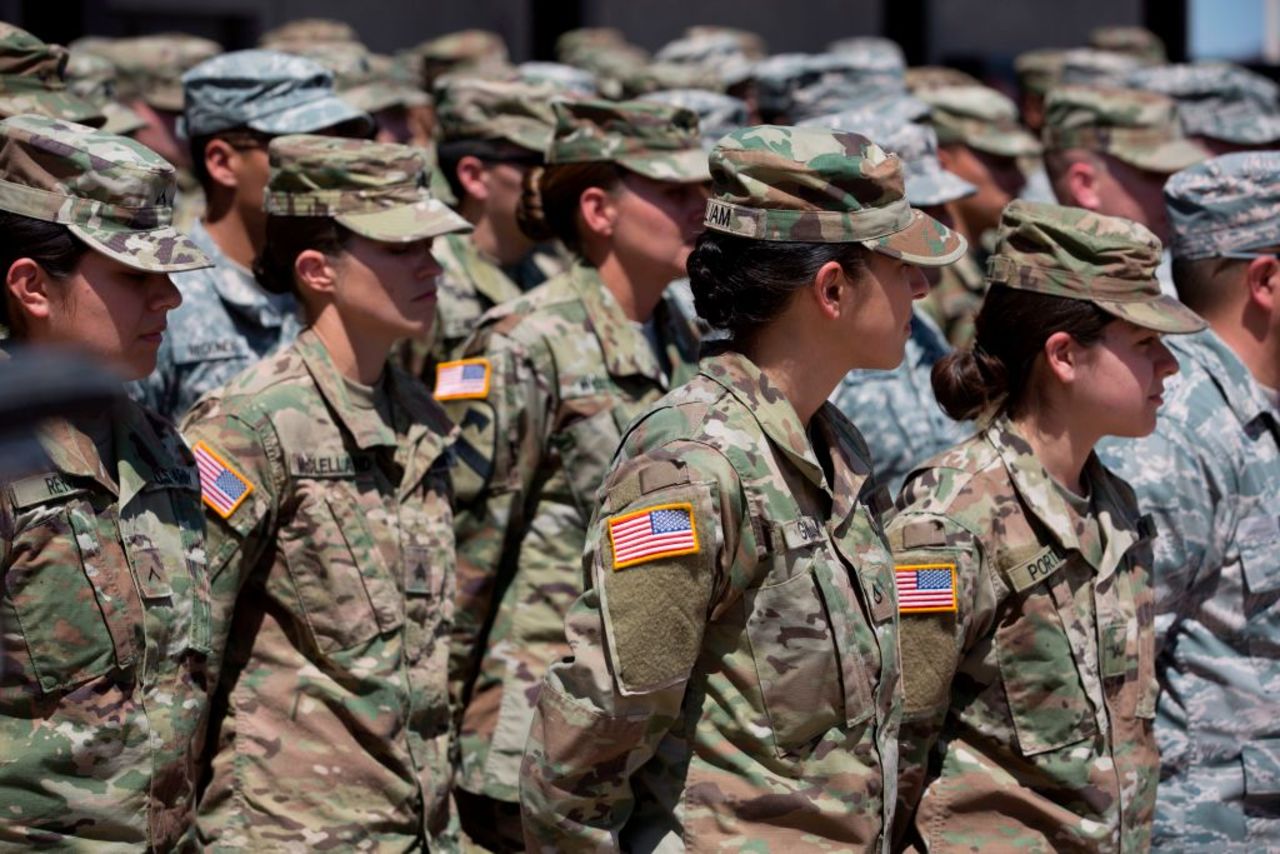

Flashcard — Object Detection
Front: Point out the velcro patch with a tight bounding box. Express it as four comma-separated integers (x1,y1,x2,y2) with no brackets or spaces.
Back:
1005,542,1068,594
895,563,957,614
433,358,491,400
608,502,699,570
193,441,254,519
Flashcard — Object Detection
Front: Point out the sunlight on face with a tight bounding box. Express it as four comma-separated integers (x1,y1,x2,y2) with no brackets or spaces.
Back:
1070,319,1180,438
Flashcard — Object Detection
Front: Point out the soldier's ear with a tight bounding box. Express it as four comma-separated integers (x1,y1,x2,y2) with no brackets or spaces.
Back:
578,185,617,239
1244,253,1279,318
456,155,489,202
294,249,336,298
1042,329,1079,384
203,138,239,190
1063,157,1102,211
5,257,54,326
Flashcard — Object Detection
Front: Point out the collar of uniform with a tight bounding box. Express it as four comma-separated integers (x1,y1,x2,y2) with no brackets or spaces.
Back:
385,364,460,500
985,416,1085,561
37,415,116,496
570,263,670,387
700,349,828,490
295,328,398,450
809,401,879,529
438,232,524,307
1085,453,1145,583
1169,328,1275,434
188,219,299,331
112,398,195,508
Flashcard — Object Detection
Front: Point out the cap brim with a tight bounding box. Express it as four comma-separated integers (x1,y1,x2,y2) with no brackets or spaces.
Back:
246,95,375,137
618,148,711,183
0,92,107,128
904,165,977,207
1095,294,1207,335
1112,138,1209,174
100,102,148,136
70,223,212,273
862,208,968,267
970,128,1043,158
340,84,430,116
335,198,473,243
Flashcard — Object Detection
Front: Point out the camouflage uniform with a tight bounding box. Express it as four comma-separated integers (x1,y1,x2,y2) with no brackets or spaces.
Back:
64,51,147,136
890,201,1205,853
180,135,471,850
0,114,213,848
0,23,105,126
439,102,708,841
130,50,371,422
1124,62,1280,149
1098,152,1280,848
520,124,964,850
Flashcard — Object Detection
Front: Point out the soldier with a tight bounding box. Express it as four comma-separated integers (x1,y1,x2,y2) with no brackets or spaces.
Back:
0,24,105,127
438,98,708,851
0,114,213,847
179,135,471,849
1125,61,1280,155
1014,48,1067,135
130,50,372,420
1097,153,1280,847
753,51,909,124
520,124,965,849
889,200,1206,851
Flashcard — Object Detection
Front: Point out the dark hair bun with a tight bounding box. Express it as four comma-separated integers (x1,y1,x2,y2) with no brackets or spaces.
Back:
515,165,555,242
931,347,1008,422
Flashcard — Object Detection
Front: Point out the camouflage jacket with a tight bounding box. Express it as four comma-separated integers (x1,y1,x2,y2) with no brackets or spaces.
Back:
131,220,302,421
520,350,902,852
830,308,966,495
441,264,700,802
0,402,210,849
1098,329,1280,847
917,249,985,348
179,328,459,850
888,417,1159,853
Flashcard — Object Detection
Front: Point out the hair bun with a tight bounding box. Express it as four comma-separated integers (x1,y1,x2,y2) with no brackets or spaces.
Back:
931,346,1008,422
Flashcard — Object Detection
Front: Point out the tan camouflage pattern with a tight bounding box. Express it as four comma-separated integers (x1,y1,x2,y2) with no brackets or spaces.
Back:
295,42,430,115
1090,25,1167,66
548,97,710,183
0,114,211,273
988,200,1206,334
180,328,460,850
413,30,511,89
106,33,221,111
443,265,700,808
64,51,147,135
653,28,762,88
918,249,987,347
434,76,558,152
0,23,105,127
905,65,983,92
259,17,360,51
1016,48,1068,96
921,84,1043,157
0,402,211,848
520,349,902,850
889,416,1160,851
1042,84,1210,173
1059,48,1143,87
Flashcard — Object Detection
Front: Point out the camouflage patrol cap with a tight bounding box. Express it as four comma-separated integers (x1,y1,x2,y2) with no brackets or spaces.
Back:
1015,48,1067,96
1164,152,1280,261
641,89,748,151
753,53,909,121
413,30,510,89
905,65,983,93
1043,86,1209,173
704,125,967,266
64,52,147,136
259,18,359,51
516,62,598,97
110,34,222,111
548,98,710,183
181,50,373,139
987,200,1204,333
0,24,104,128
920,85,1041,157
797,90,931,131
618,61,726,99
683,25,767,59
826,36,907,84
1059,48,1142,87
294,43,429,116
655,30,761,88
435,77,558,152
265,134,470,242
1089,25,1166,66
1125,62,1280,146
0,115,211,272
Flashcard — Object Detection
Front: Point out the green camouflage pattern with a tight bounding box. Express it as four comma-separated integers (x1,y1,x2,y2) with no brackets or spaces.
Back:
442,265,700,807
265,133,471,241
0,114,211,273
704,124,966,265
0,23,105,127
258,17,359,51
179,328,461,850
920,84,1043,157
64,51,147,135
987,200,1206,334
107,33,221,111
1090,24,1168,65
1042,84,1209,173
1165,151,1280,260
434,76,559,152
1098,329,1280,846
1126,61,1280,146
616,60,727,98
547,97,710,182
1015,48,1068,96
889,416,1160,851
295,42,430,115
0,401,211,848
520,349,902,850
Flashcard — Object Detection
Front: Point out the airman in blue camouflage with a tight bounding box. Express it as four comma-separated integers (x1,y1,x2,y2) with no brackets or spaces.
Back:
1125,61,1280,154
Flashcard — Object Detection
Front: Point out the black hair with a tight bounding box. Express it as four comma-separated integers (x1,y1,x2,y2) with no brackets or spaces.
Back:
685,228,871,345
0,212,91,337
932,285,1114,422
253,215,356,302
516,161,625,255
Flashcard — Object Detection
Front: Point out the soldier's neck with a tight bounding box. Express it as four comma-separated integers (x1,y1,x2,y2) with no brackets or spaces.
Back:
1212,312,1280,392
203,210,260,271
1010,411,1092,496
309,310,391,386
595,253,667,323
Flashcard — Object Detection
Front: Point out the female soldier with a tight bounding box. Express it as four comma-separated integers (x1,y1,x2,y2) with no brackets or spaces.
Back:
888,200,1206,852
520,125,966,849
437,98,708,850
179,136,471,849
0,114,212,847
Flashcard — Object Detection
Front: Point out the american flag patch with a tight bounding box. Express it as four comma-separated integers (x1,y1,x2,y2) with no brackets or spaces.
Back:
895,564,957,613
193,440,254,519
434,358,491,400
607,502,699,570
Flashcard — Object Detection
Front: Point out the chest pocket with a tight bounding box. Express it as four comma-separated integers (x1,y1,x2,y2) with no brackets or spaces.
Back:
744,515,877,756
552,399,634,521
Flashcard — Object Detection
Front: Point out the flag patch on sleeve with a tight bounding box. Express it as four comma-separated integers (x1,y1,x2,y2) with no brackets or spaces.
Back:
193,440,254,519
434,358,491,400
895,563,957,613
608,502,699,569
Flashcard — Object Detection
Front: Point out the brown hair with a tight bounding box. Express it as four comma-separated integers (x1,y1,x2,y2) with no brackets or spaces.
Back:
253,215,355,302
515,161,624,256
0,212,91,338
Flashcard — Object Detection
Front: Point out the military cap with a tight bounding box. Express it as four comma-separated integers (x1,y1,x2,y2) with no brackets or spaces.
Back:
1125,62,1280,146
619,61,726,99
0,24,104,128
555,28,636,65
0,115,211,272
704,124,966,266
181,50,372,140
64,52,147,135
920,85,1041,157
905,65,983,93
1015,48,1067,96
683,25,767,60
798,90,931,131
753,52,909,121
259,18,359,51
109,34,222,111
987,200,1205,333
548,98,710,183
516,61,598,97
413,29,510,88
826,36,907,82
265,134,470,242
1043,86,1209,173
655,30,760,88
293,43,429,115
1163,152,1280,261
1059,48,1141,87
1089,25,1166,66
435,77,558,152
640,89,748,150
